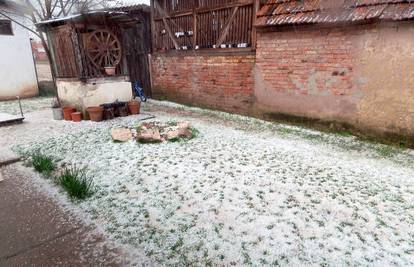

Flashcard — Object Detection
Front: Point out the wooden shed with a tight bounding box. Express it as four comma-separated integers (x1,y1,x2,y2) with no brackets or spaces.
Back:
37,10,151,111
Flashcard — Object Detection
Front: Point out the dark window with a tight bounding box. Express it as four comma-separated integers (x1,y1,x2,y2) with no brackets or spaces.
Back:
0,20,13,35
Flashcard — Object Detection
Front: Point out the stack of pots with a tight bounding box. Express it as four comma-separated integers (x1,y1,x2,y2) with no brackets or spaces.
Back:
62,107,76,121
63,107,83,122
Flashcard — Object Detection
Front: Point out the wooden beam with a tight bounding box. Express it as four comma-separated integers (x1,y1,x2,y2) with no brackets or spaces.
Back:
162,17,180,50
153,0,253,20
150,0,156,53
216,7,239,47
70,28,84,79
193,10,197,49
251,0,260,49
154,0,181,50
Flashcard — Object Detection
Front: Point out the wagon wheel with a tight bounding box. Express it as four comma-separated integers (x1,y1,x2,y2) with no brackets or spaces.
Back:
86,29,122,71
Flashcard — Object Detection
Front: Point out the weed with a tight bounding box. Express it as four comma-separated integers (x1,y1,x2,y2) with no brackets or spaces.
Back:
189,127,200,139
31,152,55,175
376,146,396,158
57,166,94,199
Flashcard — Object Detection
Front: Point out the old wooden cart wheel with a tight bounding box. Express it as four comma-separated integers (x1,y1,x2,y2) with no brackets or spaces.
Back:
86,29,122,71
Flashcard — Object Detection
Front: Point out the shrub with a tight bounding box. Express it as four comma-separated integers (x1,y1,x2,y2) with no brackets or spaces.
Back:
31,152,55,175
57,166,94,199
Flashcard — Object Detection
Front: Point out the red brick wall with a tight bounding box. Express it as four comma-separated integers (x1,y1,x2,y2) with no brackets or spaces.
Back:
31,41,48,62
253,27,360,123
151,53,256,114
150,23,414,142
256,29,355,97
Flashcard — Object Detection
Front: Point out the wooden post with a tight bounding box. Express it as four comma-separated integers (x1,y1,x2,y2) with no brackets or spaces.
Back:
193,9,197,49
251,0,260,49
150,0,156,53
70,27,84,79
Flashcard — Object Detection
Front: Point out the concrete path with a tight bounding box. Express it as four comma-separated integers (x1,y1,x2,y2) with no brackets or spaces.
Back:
0,108,158,266
0,161,129,266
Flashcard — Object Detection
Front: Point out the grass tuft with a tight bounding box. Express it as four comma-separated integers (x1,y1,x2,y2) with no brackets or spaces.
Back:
376,146,397,158
31,152,55,175
57,166,94,199
189,127,200,139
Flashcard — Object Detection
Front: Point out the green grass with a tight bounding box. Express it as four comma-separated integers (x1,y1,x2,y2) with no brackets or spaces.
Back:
31,152,55,175
56,166,94,199
189,127,199,139
376,146,397,158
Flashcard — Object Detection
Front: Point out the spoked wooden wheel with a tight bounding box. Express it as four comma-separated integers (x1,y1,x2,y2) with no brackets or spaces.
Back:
86,29,122,71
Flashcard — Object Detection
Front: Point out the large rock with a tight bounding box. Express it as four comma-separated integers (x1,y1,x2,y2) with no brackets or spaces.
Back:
111,128,133,142
137,127,162,143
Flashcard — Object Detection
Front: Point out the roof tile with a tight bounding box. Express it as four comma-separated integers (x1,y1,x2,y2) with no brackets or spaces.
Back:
256,0,414,26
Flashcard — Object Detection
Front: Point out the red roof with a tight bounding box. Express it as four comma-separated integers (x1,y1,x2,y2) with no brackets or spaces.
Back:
256,0,414,27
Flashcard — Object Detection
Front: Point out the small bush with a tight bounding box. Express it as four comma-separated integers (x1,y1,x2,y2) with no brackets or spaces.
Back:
31,152,55,175
57,166,94,199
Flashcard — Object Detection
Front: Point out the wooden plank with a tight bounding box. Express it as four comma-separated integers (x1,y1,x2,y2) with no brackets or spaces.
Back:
155,0,180,50
193,10,197,49
150,0,156,53
70,28,84,79
162,18,180,50
216,6,239,47
251,0,259,49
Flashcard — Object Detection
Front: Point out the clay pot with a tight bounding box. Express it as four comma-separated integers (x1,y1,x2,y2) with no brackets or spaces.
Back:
63,107,76,121
128,100,140,115
104,67,116,76
87,106,104,122
71,112,82,122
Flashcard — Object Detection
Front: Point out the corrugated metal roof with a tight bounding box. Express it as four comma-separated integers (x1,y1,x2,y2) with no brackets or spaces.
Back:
256,0,414,27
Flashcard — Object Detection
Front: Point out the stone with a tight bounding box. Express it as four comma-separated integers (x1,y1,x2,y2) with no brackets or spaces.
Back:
111,128,133,142
178,121,191,129
178,127,193,138
137,127,162,143
166,130,180,140
0,170,3,182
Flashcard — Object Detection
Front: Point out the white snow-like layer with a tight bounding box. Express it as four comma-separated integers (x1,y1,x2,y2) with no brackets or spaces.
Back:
13,101,414,266
0,96,53,115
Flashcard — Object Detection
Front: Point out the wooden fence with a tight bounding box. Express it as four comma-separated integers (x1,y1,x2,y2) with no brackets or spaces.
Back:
151,0,260,52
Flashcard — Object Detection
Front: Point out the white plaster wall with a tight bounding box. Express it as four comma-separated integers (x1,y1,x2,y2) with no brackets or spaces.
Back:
0,10,38,100
56,78,132,112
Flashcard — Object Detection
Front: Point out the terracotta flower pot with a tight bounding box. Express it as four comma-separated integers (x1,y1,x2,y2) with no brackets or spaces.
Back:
71,112,82,122
104,67,116,76
128,100,140,115
87,106,104,122
63,107,76,121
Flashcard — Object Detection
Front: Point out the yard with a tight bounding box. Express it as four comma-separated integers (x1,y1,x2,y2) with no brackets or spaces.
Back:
8,98,414,266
